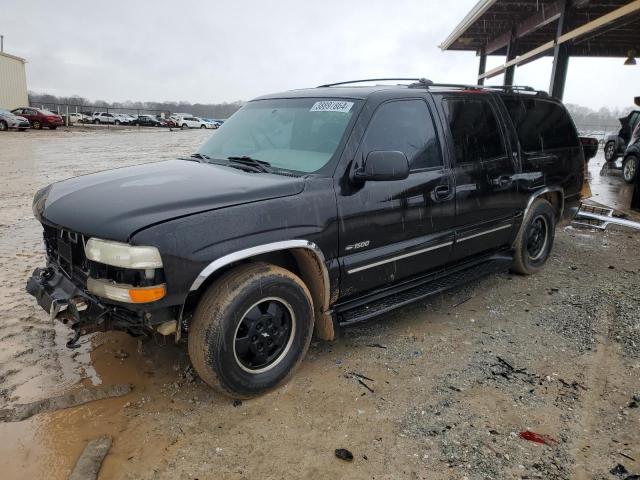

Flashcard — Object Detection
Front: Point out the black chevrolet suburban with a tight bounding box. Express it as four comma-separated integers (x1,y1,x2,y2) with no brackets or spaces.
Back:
27,79,585,398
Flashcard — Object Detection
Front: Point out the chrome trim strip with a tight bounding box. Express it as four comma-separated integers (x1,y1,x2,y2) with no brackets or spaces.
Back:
457,224,512,242
189,240,330,305
347,241,453,275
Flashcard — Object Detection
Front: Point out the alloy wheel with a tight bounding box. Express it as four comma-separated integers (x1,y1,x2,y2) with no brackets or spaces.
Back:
525,215,549,261
233,297,296,374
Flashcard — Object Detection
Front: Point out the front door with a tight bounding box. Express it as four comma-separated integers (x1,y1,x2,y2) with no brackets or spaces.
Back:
439,94,518,263
336,97,456,298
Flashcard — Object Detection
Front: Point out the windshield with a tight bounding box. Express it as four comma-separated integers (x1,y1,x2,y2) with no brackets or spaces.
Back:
197,98,358,173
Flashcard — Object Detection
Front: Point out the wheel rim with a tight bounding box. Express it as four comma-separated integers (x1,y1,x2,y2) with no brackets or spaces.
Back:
34,121,41,129
233,297,296,374
624,158,637,181
605,143,615,160
525,215,549,261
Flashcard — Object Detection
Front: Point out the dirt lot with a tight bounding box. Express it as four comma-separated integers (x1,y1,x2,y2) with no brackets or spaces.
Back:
1,129,639,480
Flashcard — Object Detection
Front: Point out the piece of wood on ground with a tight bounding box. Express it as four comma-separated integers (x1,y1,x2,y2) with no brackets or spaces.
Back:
68,435,112,480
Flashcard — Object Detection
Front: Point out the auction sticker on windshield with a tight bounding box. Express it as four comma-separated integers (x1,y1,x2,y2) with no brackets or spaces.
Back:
310,101,354,113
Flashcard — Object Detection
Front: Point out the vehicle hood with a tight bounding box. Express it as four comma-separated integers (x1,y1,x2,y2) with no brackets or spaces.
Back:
37,159,305,241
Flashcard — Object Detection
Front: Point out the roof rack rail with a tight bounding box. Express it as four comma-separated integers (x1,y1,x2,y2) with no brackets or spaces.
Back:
317,78,433,88
317,78,548,96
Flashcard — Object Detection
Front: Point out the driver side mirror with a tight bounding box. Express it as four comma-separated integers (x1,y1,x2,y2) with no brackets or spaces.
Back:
354,151,409,182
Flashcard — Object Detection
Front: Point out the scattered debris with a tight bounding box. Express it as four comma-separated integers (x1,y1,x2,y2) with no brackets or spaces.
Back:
518,431,557,446
348,372,374,382
611,464,629,477
68,435,112,480
0,384,132,422
619,452,637,462
366,343,387,349
335,448,354,461
113,349,129,360
232,399,242,407
356,379,374,393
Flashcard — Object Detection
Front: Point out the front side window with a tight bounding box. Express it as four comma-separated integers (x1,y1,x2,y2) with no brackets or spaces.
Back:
443,97,506,164
503,97,579,151
361,99,442,170
198,98,358,173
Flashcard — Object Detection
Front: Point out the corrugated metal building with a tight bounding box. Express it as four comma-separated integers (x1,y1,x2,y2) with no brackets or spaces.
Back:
0,51,28,110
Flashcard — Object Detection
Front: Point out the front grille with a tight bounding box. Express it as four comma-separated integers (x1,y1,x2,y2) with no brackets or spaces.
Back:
43,225,89,284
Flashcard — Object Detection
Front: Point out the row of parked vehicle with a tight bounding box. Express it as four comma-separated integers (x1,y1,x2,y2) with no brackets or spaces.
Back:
0,107,226,131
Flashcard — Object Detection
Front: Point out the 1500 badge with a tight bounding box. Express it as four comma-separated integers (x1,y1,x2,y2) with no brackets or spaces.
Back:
345,240,370,251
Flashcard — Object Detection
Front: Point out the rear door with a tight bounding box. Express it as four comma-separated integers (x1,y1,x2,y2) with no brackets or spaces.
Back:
336,97,455,297
438,94,519,262
501,96,583,198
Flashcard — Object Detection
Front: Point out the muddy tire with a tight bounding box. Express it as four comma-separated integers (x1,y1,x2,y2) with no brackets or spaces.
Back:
511,198,556,275
623,155,638,184
604,141,617,162
188,262,314,398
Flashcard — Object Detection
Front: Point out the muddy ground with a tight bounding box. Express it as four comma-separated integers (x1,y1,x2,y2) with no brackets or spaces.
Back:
0,128,639,480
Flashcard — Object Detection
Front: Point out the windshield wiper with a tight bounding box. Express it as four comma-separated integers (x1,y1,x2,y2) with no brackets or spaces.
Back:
190,152,212,162
227,156,272,173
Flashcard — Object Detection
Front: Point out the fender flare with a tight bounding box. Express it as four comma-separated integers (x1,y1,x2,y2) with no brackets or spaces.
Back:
189,239,330,307
513,186,564,246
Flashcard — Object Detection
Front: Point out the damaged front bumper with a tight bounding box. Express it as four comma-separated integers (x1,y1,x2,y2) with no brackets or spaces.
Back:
26,265,179,347
26,267,109,347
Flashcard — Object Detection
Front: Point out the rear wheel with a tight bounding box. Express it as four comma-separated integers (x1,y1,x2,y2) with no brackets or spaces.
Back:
604,141,617,162
623,155,638,184
0,120,7,131
511,198,556,275
188,263,314,398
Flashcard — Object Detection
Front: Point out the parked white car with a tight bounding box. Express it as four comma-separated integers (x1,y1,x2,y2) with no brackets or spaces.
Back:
113,113,132,125
179,116,208,129
92,112,117,124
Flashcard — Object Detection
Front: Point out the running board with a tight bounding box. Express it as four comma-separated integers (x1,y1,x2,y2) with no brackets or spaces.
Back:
337,255,513,326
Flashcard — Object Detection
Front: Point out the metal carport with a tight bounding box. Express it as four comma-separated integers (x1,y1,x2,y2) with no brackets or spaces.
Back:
440,0,640,99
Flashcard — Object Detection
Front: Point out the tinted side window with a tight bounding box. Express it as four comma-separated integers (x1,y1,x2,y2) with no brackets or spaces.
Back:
503,97,579,151
362,99,442,170
443,97,506,164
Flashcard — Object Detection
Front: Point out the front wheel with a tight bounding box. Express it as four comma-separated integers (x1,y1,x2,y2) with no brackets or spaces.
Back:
0,120,7,131
188,263,314,398
33,121,42,129
511,198,556,275
623,155,638,184
181,123,188,130
200,124,206,129
604,141,617,162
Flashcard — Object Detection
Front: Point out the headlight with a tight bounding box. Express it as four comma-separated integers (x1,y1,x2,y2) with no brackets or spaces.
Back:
85,238,163,269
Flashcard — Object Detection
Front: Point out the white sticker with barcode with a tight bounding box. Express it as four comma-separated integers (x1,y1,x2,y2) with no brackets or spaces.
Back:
310,101,354,113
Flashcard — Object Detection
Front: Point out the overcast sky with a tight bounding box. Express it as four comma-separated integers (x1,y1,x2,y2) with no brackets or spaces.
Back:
1,0,637,110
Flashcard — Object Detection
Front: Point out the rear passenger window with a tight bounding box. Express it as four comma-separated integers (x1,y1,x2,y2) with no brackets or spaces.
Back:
503,97,579,151
362,99,442,171
443,97,506,164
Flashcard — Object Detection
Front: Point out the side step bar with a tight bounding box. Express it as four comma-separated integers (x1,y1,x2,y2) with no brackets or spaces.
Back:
337,254,513,326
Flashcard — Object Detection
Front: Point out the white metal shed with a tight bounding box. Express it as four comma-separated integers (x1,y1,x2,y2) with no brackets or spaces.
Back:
0,51,28,110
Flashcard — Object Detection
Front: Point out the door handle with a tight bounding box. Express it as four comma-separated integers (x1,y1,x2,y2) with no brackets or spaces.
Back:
496,175,512,186
433,185,450,200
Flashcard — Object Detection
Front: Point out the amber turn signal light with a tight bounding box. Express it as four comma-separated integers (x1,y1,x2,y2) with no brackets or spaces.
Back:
128,285,167,303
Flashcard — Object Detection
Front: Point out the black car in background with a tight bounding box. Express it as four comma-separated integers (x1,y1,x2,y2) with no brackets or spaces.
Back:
132,115,161,127
27,79,584,398
604,108,640,162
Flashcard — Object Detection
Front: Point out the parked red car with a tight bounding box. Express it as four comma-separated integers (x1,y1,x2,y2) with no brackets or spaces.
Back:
11,107,64,130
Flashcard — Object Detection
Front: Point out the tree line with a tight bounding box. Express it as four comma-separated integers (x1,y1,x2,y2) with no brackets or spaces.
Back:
28,92,245,119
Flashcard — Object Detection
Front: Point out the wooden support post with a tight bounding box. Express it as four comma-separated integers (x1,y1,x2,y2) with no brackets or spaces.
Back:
504,28,516,85
477,50,487,85
549,0,569,99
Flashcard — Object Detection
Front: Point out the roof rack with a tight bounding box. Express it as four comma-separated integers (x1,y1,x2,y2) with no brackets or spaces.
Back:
317,78,434,88
317,78,548,96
